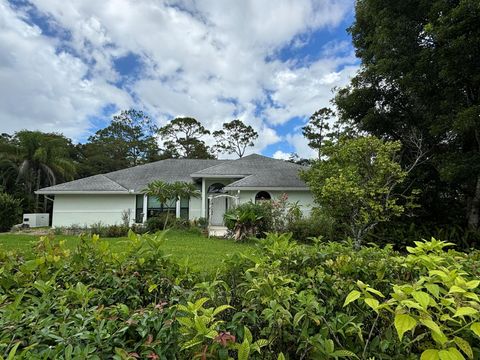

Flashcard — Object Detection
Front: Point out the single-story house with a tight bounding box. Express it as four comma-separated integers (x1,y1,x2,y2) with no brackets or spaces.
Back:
36,154,314,232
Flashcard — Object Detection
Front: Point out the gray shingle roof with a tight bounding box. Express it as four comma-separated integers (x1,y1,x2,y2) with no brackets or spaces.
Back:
37,159,225,194
193,154,308,189
105,159,226,192
191,154,305,176
36,154,308,194
37,174,128,193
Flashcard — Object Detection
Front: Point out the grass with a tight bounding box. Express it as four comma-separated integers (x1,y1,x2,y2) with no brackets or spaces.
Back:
0,230,256,272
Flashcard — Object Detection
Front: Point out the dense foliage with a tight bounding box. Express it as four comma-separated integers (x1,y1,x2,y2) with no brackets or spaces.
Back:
303,136,417,247
334,0,480,231
0,116,257,216
1,232,479,359
157,117,214,159
224,196,313,241
0,131,76,212
79,110,161,176
0,191,22,232
224,202,272,240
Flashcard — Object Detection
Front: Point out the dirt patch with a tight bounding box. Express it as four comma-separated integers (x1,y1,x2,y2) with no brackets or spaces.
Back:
9,227,53,236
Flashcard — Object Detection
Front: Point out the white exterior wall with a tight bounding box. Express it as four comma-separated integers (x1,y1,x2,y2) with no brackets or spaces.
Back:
189,196,202,220
238,190,314,216
52,194,136,227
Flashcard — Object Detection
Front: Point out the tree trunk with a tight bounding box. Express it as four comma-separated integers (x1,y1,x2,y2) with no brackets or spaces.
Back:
35,168,41,212
163,210,170,230
467,175,480,230
468,128,480,230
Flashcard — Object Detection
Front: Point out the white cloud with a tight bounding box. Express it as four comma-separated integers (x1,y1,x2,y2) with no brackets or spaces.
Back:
0,0,358,156
0,1,131,139
285,133,318,159
273,150,291,160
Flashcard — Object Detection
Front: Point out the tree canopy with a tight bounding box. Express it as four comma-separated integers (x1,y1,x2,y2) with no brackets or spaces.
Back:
302,108,334,158
80,109,160,176
302,136,416,247
0,130,76,211
158,117,214,159
334,0,480,230
213,119,258,158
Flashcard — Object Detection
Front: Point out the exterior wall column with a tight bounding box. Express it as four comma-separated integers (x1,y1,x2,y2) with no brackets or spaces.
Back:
175,198,181,218
201,178,206,218
142,194,148,223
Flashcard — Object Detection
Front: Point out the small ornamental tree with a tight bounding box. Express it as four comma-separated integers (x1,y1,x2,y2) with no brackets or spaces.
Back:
143,180,200,229
302,136,417,247
213,119,258,158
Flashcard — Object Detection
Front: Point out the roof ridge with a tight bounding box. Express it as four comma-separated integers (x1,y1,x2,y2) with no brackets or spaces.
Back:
190,158,249,175
101,174,128,191
225,174,254,187
104,158,227,177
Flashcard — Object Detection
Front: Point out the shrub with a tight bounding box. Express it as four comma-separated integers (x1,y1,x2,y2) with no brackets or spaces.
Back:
173,218,191,230
269,193,302,232
89,221,106,236
194,217,208,229
0,192,22,232
130,223,148,234
1,230,479,359
145,213,192,232
224,202,272,240
286,213,335,242
104,224,129,237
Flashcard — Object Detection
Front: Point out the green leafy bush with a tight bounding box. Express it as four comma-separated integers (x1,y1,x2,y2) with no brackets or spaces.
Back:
146,213,193,232
0,192,22,231
145,213,172,232
1,230,479,359
286,212,336,242
224,202,272,240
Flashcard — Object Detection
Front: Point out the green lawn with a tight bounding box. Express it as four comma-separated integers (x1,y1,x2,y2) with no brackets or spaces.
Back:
0,230,256,272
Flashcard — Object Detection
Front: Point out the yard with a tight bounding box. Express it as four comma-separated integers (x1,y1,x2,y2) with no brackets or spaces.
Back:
0,229,255,272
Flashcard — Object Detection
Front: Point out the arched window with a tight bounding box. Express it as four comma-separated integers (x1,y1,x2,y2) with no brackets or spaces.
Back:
255,191,271,203
208,183,225,193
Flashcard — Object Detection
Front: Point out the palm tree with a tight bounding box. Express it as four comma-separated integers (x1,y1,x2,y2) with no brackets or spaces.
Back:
143,180,200,229
13,131,76,211
0,138,19,193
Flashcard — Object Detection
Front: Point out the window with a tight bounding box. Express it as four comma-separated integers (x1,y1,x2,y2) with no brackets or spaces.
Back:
255,191,271,203
135,195,144,223
180,196,189,219
208,183,225,193
147,196,176,218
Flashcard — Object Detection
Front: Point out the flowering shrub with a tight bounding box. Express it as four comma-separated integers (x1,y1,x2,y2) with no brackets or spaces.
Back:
268,193,302,233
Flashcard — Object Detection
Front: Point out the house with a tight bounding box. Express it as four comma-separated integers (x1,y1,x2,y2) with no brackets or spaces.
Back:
36,154,314,232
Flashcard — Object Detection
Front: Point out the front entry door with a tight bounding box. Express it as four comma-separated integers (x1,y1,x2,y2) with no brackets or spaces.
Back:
210,197,227,225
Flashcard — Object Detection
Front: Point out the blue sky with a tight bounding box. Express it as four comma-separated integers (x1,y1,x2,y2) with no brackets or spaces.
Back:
0,0,359,159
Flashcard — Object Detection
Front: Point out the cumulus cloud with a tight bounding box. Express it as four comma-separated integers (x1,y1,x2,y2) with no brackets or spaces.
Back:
0,1,131,139
0,0,358,155
272,150,291,160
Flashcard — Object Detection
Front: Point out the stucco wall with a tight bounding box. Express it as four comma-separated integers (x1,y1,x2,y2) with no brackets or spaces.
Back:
52,194,136,227
238,190,314,216
189,195,202,220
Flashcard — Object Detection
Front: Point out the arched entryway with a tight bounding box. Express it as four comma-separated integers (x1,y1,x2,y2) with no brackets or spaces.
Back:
208,183,225,194
255,191,271,203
